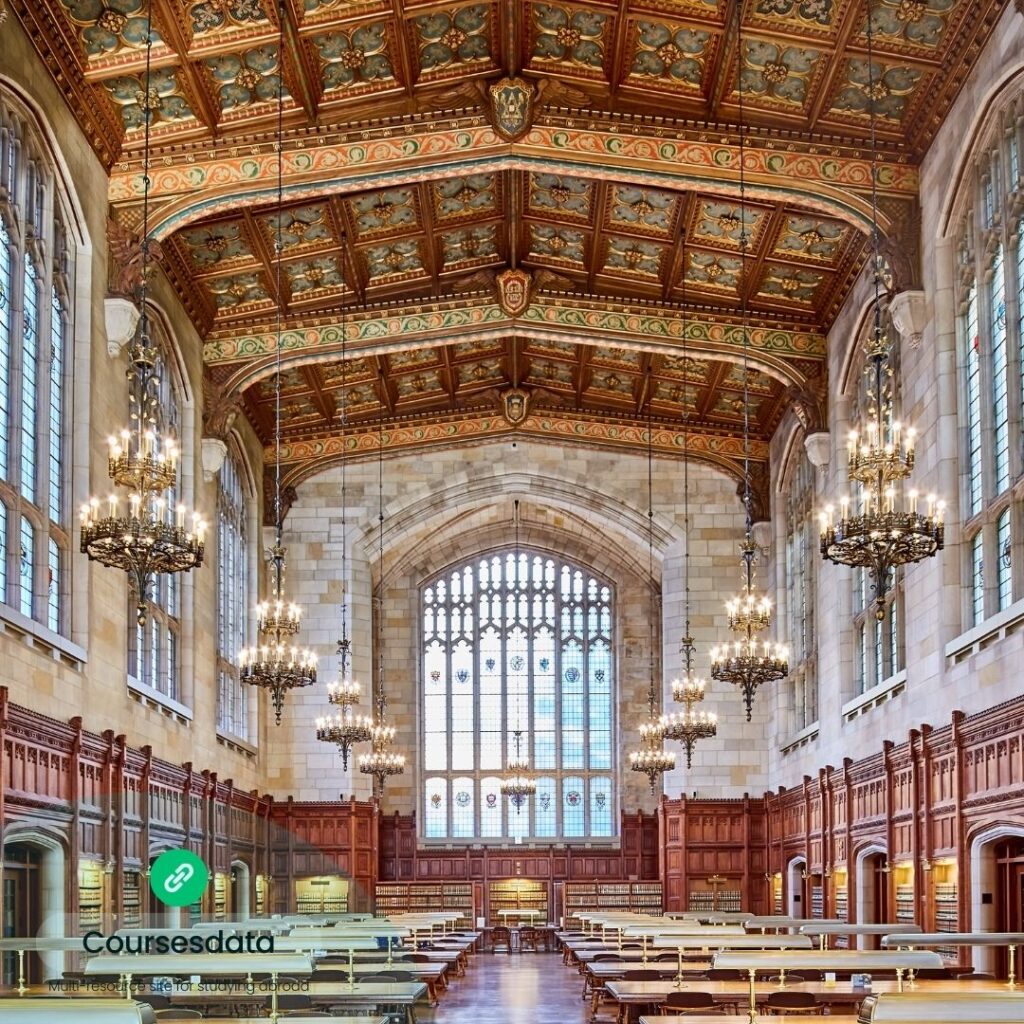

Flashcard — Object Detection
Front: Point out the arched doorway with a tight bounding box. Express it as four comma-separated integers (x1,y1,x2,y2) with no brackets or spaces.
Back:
970,825,1024,976
230,861,251,921
855,845,888,949
786,856,806,918
1,831,67,982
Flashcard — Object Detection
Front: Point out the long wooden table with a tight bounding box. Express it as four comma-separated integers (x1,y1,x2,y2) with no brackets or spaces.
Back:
604,977,1012,1021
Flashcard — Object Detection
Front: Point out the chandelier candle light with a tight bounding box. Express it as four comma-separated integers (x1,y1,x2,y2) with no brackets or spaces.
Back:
80,0,205,619
501,500,537,813
237,0,316,724
629,372,676,793
358,395,406,792
819,0,944,610
709,0,788,721
316,236,373,770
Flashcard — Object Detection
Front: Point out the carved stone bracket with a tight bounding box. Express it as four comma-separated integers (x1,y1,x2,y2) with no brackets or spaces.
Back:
889,290,928,349
202,375,242,439
201,438,228,483
104,296,140,357
804,431,832,469
262,476,297,526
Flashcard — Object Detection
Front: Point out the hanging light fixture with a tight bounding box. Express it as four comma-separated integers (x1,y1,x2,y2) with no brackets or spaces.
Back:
629,375,676,794
358,401,406,792
80,0,205,623
710,4,788,722
239,1,316,724
660,243,717,768
316,236,372,768
819,0,944,613
501,500,537,813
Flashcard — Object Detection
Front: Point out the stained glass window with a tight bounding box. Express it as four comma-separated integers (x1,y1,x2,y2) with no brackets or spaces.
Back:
997,508,1012,612
0,98,71,635
785,451,817,727
217,450,250,739
964,281,983,518
991,245,1009,494
421,551,615,840
971,532,985,626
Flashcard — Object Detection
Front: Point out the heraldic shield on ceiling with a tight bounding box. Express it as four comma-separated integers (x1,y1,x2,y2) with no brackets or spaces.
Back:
488,76,535,142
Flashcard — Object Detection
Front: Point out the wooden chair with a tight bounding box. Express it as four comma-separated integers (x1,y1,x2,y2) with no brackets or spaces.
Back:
312,969,352,982
491,926,512,954
653,952,678,961
623,969,663,980
661,991,720,1015
914,967,951,979
761,991,821,1015
706,968,744,980
963,972,997,980
520,926,539,953
136,995,170,1010
272,994,312,1012
154,1013,203,1021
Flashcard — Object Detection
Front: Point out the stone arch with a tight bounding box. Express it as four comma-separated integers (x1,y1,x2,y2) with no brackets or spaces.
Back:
786,855,806,919
1,825,68,981
967,821,1024,974
854,842,888,948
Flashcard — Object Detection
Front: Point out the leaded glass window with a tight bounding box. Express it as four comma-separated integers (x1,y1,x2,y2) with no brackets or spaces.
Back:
785,450,817,729
0,94,71,636
956,98,1024,631
421,551,616,840
216,449,251,739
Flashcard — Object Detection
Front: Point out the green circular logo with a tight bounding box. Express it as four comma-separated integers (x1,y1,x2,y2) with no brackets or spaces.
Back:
149,849,209,907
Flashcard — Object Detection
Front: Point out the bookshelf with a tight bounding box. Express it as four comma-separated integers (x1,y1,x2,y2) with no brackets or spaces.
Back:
771,873,783,916
687,877,742,913
488,878,548,925
810,884,824,919
77,861,105,932
255,875,268,917
374,883,477,927
562,881,662,922
295,876,349,914
213,873,228,921
893,861,915,926
931,859,958,960
121,871,142,929
832,867,848,948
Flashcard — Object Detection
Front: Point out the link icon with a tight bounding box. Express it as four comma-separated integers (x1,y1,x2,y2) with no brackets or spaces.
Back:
149,849,209,907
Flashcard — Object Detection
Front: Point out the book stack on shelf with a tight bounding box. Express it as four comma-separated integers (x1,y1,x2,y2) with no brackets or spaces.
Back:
687,887,742,913
296,876,349,914
213,873,227,921
373,883,477,926
833,868,849,948
893,862,915,926
563,882,663,923
932,863,958,960
811,885,824,919
488,878,547,925
771,874,783,916
77,861,104,932
122,871,142,929
255,875,268,917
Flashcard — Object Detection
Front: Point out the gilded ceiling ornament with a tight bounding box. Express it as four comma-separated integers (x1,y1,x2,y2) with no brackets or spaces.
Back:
441,27,467,49
98,7,128,33
717,212,741,233
487,76,535,142
632,197,654,219
340,47,366,69
454,185,478,206
501,387,531,426
235,66,263,90
496,268,532,317
800,228,823,247
550,185,571,204
0,0,6,24
896,0,927,22
655,42,684,65
762,61,789,84
705,261,724,279
556,25,582,48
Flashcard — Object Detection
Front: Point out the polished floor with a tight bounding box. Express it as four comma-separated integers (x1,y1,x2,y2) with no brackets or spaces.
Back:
420,951,586,1024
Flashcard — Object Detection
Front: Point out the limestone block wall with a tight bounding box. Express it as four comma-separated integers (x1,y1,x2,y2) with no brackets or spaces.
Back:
767,3,1024,790
0,12,264,792
269,441,772,811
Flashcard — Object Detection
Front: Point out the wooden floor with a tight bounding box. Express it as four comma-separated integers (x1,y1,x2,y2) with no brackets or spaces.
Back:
420,952,586,1024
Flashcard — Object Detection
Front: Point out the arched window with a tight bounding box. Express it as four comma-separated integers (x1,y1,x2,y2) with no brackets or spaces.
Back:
0,93,72,637
848,317,902,693
126,313,183,699
785,447,817,730
216,447,251,740
956,94,1024,627
421,551,615,841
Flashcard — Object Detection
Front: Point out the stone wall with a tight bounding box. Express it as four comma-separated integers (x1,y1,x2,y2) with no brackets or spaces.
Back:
269,440,772,811
0,13,265,792
767,3,1024,789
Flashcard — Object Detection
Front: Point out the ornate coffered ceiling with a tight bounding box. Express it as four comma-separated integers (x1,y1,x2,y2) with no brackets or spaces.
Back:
9,0,1006,495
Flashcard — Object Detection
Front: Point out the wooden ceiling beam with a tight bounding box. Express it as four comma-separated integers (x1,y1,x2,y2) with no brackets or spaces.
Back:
373,356,397,414
575,344,593,407
243,207,290,313
389,0,418,99
301,364,337,426
634,351,654,415
697,361,728,420
440,344,457,402
662,192,696,303
741,202,787,308
806,0,867,130
417,181,441,290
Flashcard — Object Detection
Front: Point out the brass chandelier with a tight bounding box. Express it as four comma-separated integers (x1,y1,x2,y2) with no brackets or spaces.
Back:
629,377,676,794
80,0,204,623
317,245,372,769
500,500,536,812
658,226,717,768
709,4,788,722
238,4,316,724
819,0,944,613
358,405,406,792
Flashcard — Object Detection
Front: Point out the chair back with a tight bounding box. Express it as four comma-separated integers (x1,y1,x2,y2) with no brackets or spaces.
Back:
664,991,716,1010
623,969,663,980
765,991,817,1009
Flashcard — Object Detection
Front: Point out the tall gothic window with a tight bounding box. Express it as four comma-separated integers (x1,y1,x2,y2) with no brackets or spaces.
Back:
217,448,250,740
0,95,71,636
785,448,817,731
422,551,615,841
127,321,182,700
956,96,1023,626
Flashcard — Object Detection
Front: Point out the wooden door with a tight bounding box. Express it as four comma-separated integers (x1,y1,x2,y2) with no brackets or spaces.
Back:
2,844,42,985
996,840,1024,979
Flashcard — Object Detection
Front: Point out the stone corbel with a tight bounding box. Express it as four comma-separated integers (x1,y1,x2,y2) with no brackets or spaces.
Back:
201,437,228,483
804,431,832,470
889,290,928,349
104,296,140,357
751,521,773,553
